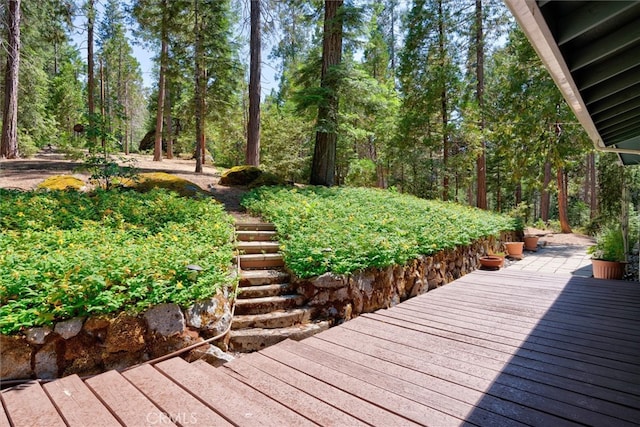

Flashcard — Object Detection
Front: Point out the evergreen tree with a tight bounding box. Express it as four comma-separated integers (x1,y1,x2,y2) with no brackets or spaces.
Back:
310,0,344,186
1,0,21,159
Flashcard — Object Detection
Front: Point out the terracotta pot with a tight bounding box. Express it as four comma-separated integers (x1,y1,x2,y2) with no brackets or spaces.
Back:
503,242,524,258
592,259,625,280
524,236,539,251
479,255,504,269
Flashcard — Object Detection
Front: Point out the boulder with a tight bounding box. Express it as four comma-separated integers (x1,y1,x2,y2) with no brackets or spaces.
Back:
312,272,347,289
63,333,103,377
0,335,33,380
105,314,146,353
35,338,63,379
24,326,53,345
144,303,186,337
147,329,202,359
83,316,111,340
185,292,232,337
54,317,84,339
185,344,234,367
219,165,263,186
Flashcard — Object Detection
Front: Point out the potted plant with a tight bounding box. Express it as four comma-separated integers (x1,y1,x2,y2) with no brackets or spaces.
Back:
588,225,626,280
503,241,524,259
524,235,539,251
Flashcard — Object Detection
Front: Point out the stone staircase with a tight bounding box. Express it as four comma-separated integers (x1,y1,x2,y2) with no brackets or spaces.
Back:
230,222,331,352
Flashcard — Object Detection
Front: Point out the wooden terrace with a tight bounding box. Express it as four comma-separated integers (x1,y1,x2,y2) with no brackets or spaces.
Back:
2,269,639,426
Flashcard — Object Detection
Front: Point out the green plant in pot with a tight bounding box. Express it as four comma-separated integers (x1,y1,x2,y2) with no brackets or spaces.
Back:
587,224,626,280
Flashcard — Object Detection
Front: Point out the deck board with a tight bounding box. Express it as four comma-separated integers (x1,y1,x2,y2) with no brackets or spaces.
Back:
1,381,66,427
307,324,640,425
216,359,368,426
0,397,9,427
85,370,175,427
43,375,120,427
122,364,232,427
261,343,453,426
155,356,314,427
235,352,416,426
278,338,529,427
1,269,639,426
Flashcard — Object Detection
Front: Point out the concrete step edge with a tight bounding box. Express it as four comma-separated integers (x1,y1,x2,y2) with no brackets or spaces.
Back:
228,321,333,352
231,307,314,329
235,222,276,231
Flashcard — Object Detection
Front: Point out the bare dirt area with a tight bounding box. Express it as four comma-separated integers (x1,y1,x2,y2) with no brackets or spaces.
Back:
0,149,258,221
525,226,595,247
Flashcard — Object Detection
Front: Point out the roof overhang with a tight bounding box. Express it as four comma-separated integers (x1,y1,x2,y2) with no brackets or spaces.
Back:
505,0,640,165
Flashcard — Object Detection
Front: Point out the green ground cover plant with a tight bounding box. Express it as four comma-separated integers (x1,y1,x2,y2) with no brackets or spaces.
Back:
0,189,235,334
242,187,518,278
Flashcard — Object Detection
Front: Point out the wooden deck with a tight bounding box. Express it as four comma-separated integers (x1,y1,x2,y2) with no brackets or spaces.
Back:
2,269,639,426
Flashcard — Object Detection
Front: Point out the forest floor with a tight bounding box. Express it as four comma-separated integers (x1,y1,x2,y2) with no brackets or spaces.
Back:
0,147,257,222
0,148,595,246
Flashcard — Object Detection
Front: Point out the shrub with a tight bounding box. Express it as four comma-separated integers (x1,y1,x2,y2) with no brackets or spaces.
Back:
123,172,207,197
242,186,517,278
248,172,287,188
37,175,86,191
0,189,236,334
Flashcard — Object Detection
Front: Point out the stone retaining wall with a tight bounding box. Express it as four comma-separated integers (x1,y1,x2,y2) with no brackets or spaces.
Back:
0,290,232,381
1,232,518,381
295,232,518,322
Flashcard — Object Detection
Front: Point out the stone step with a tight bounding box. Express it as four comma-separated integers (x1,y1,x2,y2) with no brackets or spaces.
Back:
239,269,290,287
235,222,276,232
236,230,277,242
234,294,305,315
231,307,315,330
238,283,295,299
239,253,284,269
228,321,332,352
236,241,280,254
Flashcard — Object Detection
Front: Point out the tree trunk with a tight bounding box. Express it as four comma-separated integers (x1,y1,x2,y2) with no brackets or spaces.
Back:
310,0,343,186
589,152,597,218
496,164,502,211
475,0,487,209
246,0,261,166
436,0,448,201
164,88,174,159
1,0,21,159
540,159,552,222
557,165,572,233
99,57,106,153
87,0,96,147
194,0,204,173
123,79,129,155
154,17,168,162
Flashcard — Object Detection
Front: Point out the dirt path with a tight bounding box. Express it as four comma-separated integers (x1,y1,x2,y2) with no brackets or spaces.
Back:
0,149,259,222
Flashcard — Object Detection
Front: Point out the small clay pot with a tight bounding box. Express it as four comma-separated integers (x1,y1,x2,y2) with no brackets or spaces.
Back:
503,241,524,259
524,236,539,251
479,255,504,269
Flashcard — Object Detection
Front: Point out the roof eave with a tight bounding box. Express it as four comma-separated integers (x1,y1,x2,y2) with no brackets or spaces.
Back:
504,0,610,152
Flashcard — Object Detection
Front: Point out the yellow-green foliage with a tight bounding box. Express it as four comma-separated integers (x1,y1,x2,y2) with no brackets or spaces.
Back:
37,175,85,191
248,171,286,188
126,172,207,197
219,165,262,186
